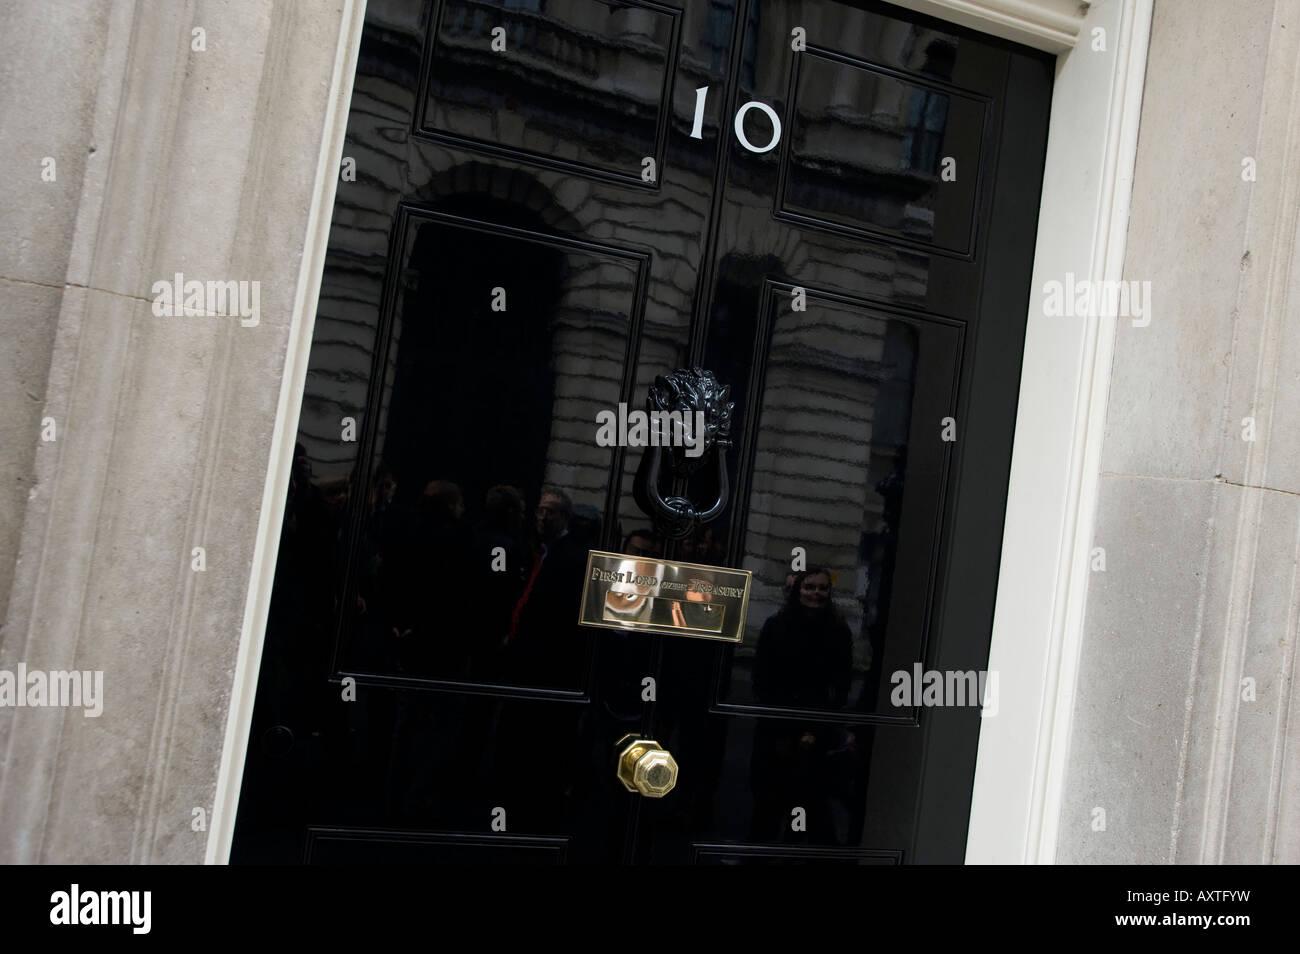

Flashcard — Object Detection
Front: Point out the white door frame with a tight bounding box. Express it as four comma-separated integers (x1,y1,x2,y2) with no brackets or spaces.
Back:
936,0,1150,865
207,0,1153,864
205,0,370,865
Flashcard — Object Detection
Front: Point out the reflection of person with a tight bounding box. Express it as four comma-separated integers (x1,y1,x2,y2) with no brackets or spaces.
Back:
858,450,904,709
471,484,528,670
668,576,723,632
354,464,397,668
753,568,852,709
384,480,474,674
611,529,666,622
621,528,660,558
568,503,602,549
505,486,587,687
748,567,854,844
602,558,665,625
679,526,724,565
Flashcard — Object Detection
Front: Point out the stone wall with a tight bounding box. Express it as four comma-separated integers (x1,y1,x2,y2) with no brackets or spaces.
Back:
1057,0,1300,864
0,0,351,863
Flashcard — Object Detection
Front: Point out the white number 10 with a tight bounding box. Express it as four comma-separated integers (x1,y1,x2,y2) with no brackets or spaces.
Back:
691,86,782,154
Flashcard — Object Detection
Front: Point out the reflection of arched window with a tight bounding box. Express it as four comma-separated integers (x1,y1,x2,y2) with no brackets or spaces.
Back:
383,194,566,517
713,269,921,717
692,252,785,560
902,87,948,173
702,0,731,74
902,41,956,173
739,1,760,91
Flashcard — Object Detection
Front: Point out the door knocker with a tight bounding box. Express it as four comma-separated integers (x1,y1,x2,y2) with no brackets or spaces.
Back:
632,367,735,540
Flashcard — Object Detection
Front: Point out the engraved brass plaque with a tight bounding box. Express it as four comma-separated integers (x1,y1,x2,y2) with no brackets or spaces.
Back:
578,550,752,642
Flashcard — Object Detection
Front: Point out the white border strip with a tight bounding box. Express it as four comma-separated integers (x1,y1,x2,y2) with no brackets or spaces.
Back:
966,0,1153,863
206,0,369,865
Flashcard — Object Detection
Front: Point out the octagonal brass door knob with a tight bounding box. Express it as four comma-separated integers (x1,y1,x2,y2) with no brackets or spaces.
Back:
616,735,678,798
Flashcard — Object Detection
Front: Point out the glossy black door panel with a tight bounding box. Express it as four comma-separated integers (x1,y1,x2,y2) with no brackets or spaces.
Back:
641,0,1050,864
780,49,987,254
337,208,651,692
231,0,1052,865
715,283,962,721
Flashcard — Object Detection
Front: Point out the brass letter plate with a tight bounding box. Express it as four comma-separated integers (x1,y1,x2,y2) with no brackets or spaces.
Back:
578,550,752,642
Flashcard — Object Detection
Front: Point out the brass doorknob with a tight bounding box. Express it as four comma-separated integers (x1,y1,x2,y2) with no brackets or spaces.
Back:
616,736,678,798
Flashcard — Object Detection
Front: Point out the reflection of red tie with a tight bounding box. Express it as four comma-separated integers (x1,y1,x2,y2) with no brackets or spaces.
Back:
508,549,544,641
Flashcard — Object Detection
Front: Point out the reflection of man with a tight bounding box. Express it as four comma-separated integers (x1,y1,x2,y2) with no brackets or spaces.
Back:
600,531,668,627
383,479,474,673
621,529,659,558
505,486,587,688
569,503,602,549
536,488,569,546
508,487,572,640
472,485,528,662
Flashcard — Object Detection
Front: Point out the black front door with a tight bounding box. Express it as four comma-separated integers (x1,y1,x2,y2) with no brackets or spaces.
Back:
231,0,1051,864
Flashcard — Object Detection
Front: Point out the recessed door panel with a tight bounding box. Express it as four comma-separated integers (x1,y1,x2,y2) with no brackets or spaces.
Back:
716,283,962,721
338,208,649,692
780,50,987,254
419,0,681,184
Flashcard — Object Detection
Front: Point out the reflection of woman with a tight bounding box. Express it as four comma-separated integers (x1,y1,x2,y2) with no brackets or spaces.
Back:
753,568,852,709
748,567,854,844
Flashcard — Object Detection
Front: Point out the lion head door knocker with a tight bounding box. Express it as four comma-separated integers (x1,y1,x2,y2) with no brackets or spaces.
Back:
632,367,735,541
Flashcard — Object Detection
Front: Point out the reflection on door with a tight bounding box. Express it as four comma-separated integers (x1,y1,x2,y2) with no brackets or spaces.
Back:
231,0,1052,865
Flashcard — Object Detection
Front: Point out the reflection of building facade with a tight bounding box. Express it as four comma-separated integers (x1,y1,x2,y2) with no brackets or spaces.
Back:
301,0,954,688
